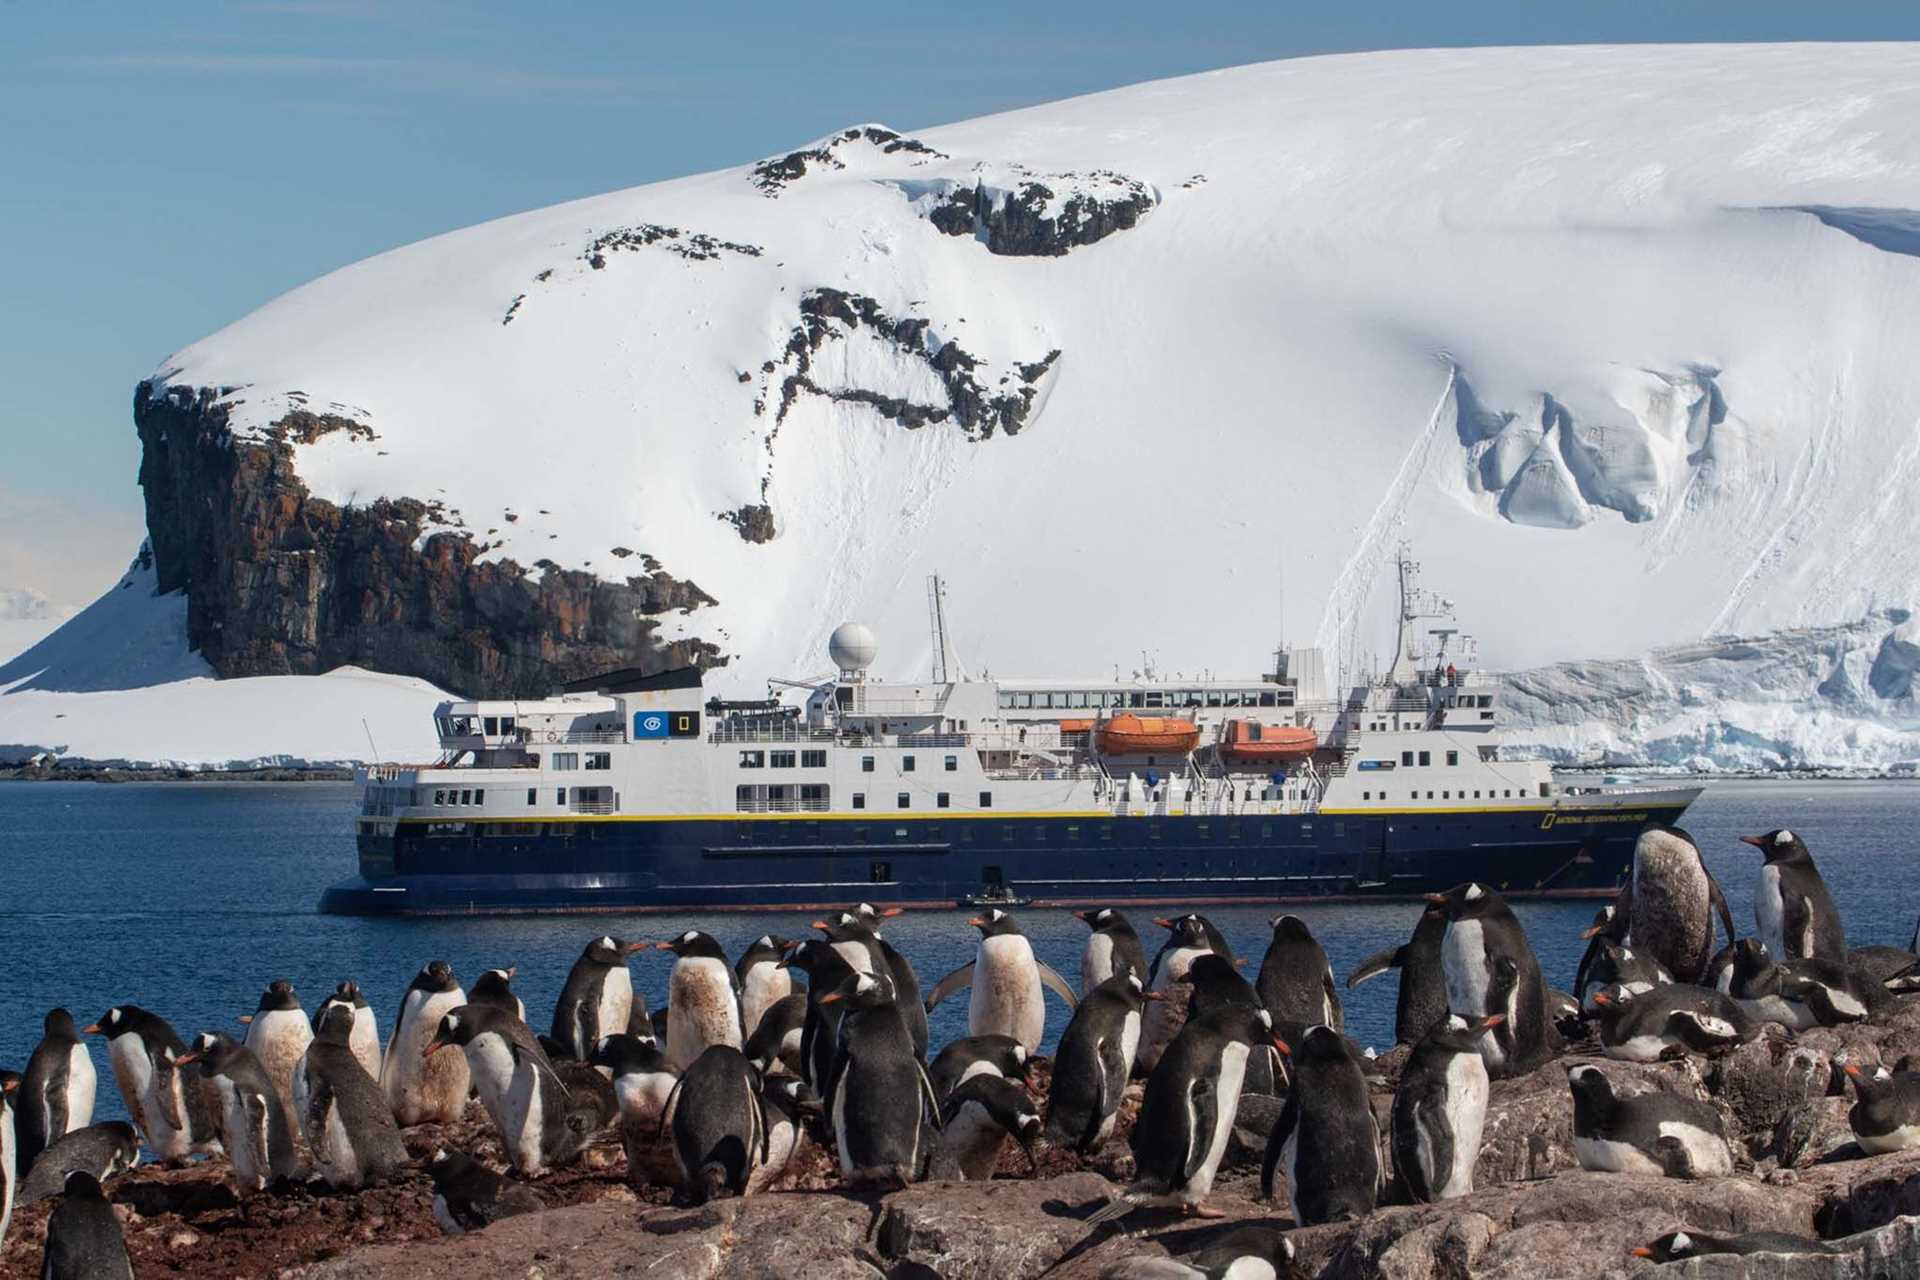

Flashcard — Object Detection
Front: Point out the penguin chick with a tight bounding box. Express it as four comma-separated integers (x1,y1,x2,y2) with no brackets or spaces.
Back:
424,1148,542,1234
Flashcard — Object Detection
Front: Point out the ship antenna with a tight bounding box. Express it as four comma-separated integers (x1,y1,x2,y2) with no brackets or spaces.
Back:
361,717,382,764
926,572,960,683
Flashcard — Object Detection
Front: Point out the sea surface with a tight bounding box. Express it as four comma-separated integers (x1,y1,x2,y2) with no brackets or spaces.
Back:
2,778,1915,1128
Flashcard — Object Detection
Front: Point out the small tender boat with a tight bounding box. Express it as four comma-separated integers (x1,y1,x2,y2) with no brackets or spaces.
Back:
1218,719,1317,764
958,885,1032,909
1097,713,1201,755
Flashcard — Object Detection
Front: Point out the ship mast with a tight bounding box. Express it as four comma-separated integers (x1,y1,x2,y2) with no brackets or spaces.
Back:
926,572,958,683
1384,546,1449,685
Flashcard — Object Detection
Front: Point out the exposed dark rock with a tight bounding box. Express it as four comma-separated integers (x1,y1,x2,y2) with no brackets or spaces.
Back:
750,125,946,196
582,223,763,263
918,172,1158,256
501,294,524,325
720,504,776,544
133,381,721,699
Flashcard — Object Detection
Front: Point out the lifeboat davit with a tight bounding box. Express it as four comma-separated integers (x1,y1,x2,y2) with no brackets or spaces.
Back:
1219,719,1317,764
1097,714,1201,755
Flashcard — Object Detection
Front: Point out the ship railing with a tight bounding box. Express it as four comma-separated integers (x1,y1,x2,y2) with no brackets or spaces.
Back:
569,799,617,815
706,727,839,744
733,796,834,813
982,765,1104,783
518,729,627,745
897,732,968,748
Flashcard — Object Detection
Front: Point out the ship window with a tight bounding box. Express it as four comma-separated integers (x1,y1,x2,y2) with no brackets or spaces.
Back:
457,789,470,804
897,792,910,809
586,752,611,770
1401,751,1414,766
1418,751,1431,766
1540,782,1551,797
1149,826,1162,840
937,792,950,809
800,785,830,810
903,756,915,772
1427,791,1435,800
1129,692,1144,707
1100,823,1113,840
1446,750,1459,767
861,756,875,772
1363,791,1371,800
998,692,1013,708
1442,791,1450,800
556,752,580,771
483,717,499,736
433,789,446,805
802,750,827,768
1228,823,1241,839
1261,692,1277,706
980,792,993,808
1197,823,1211,840
852,792,866,809
944,755,957,772
1016,693,1033,709
738,751,764,769
1262,823,1273,838
770,750,796,769
556,788,566,805
1205,691,1223,707
548,822,576,837
871,861,891,883
524,788,534,806
473,789,485,805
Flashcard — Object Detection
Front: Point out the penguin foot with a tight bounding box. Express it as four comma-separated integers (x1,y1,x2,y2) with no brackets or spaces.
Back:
1182,1202,1227,1218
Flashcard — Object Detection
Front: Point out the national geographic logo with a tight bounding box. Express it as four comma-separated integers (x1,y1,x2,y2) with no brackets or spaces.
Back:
1540,811,1651,830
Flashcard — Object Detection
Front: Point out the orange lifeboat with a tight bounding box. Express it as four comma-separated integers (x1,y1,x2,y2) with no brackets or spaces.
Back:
1058,719,1095,734
1219,719,1317,764
1097,714,1201,755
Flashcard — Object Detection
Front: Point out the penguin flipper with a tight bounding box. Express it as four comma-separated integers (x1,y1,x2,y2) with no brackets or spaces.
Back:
1260,1090,1300,1201
1080,1036,1122,1154
243,1088,273,1181
925,963,976,1012
656,1075,686,1143
150,1049,185,1132
303,1075,336,1152
914,1059,941,1130
1708,875,1736,948
1347,946,1404,989
1666,1009,1741,1052
1408,1084,1454,1202
1182,1074,1220,1187
1036,961,1080,1011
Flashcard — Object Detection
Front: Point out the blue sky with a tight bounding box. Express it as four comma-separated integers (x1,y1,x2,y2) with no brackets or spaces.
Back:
7,2,1920,606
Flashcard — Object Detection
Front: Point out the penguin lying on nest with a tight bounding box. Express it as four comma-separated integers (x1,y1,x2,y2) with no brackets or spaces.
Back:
1566,1064,1733,1179
1587,982,1759,1061
1631,1230,1837,1262
1725,939,1893,1028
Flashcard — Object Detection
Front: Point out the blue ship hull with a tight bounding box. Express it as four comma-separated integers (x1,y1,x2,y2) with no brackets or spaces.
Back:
319,803,1688,916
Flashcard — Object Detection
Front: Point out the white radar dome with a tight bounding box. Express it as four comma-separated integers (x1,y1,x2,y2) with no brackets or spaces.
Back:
829,622,879,674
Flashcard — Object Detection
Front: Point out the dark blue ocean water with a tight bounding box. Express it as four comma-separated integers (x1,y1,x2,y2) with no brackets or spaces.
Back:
2,778,1915,1128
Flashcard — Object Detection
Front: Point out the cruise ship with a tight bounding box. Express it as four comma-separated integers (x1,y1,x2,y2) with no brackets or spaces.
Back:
320,557,1700,916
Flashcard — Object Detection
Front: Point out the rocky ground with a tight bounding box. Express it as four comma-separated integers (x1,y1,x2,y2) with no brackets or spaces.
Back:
9,1020,1920,1279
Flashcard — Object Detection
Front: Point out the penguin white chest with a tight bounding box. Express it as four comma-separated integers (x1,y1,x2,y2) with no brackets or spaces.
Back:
1184,1042,1249,1200
64,1042,98,1135
831,940,876,975
1572,1134,1663,1175
1655,1120,1733,1176
385,989,469,1123
1083,933,1115,991
1756,865,1786,957
740,965,790,1036
107,1037,155,1139
971,936,1044,1051
2,1100,14,1244
1442,921,1490,1017
597,966,635,1045
1439,1052,1489,1196
1118,1010,1142,1076
614,1071,678,1128
668,958,743,1069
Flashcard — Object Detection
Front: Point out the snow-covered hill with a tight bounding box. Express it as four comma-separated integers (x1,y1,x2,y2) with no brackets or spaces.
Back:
13,43,1920,768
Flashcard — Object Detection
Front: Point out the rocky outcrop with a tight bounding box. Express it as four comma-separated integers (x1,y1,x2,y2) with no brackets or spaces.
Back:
134,381,721,698
750,125,946,195
919,170,1159,256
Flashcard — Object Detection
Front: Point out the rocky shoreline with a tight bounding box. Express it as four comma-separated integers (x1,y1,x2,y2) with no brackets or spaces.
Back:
8,1009,1920,1279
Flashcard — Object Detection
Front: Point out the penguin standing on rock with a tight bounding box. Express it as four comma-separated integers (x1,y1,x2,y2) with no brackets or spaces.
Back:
41,1171,132,1280
315,982,381,1081
822,973,940,1189
1744,830,1847,963
736,936,794,1040
661,1044,770,1202
779,939,857,1091
1566,1063,1732,1178
1256,915,1342,1033
87,1006,220,1162
176,1032,299,1193
1184,955,1282,1094
1348,902,1450,1046
1262,1024,1379,1225
927,909,1077,1055
1047,973,1148,1154
242,980,313,1145
18,1008,95,1175
296,1006,409,1189
424,1148,542,1234
1627,825,1735,984
1138,915,1222,1075
1092,1003,1278,1222
658,931,744,1070
1433,883,1549,1076
1076,908,1148,993
381,960,470,1126
427,1004,596,1177
551,936,647,1062
839,904,929,1061
1392,1014,1499,1203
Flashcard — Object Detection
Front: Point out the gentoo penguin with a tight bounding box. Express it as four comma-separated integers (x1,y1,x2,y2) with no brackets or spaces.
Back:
835,904,930,1061
1566,1063,1732,1177
591,1032,679,1175
1572,901,1630,1003
1850,941,1920,993
1432,883,1550,1076
86,1005,220,1161
1047,972,1149,1154
736,935,795,1040
1628,825,1735,984
1091,1003,1277,1222
1256,915,1343,1033
424,1148,542,1233
1076,907,1148,993
1262,1024,1379,1225
315,981,382,1081
1392,1014,1498,1202
1578,939,1673,1005
1101,1226,1296,1280
1844,1063,1920,1153
926,909,1077,1055
1588,983,1757,1061
16,1122,139,1204
1138,915,1221,1075
822,972,940,1189
176,1032,298,1192
778,939,858,1091
296,1005,409,1189
41,1171,132,1280
241,979,313,1146
551,935,647,1063
660,1044,768,1202
427,1004,596,1177
1348,902,1450,1045
18,1008,96,1175
1727,938,1889,1027
927,1034,1029,1106
742,993,807,1078
930,1073,1041,1180
381,959,470,1126
1744,829,1846,962
658,931,745,1070
748,1073,816,1195
1184,955,1282,1095
468,966,527,1022
1,1072,15,1250
1632,1230,1838,1262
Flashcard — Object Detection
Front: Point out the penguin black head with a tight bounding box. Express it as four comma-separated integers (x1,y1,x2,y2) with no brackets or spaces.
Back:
470,966,518,1001
1152,913,1212,949
1565,1062,1618,1111
591,1033,673,1078
1741,829,1811,865
1579,901,1621,941
812,916,877,946
424,1147,491,1189
313,1003,357,1044
179,1030,238,1064
848,902,901,929
60,1170,108,1202
969,908,1022,937
1267,913,1317,944
1184,954,1255,1015
777,938,832,974
1292,1021,1348,1062
332,980,370,1008
818,971,892,1010
1635,823,1701,865
1425,1012,1504,1053
413,960,460,993
1729,938,1774,982
740,935,791,964
44,1007,80,1039
1631,1232,1725,1263
1100,971,1149,1010
426,1009,477,1057
1429,882,1500,920
1075,907,1130,933
254,979,301,1014
585,935,648,965
83,1006,141,1039
655,929,727,961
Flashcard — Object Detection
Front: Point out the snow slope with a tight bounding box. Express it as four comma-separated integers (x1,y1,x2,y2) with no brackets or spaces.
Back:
33,43,1920,766
0,589,76,667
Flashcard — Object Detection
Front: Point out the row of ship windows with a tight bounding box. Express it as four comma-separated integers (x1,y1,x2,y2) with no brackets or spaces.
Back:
998,689,1291,710
740,751,962,772
735,785,992,812
1359,786,1547,801
730,819,1348,843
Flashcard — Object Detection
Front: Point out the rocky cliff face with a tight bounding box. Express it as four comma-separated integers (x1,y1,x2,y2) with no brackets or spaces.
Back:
133,381,721,699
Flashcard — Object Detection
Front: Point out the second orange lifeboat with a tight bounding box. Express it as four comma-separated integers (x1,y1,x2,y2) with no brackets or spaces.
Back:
1097,714,1201,755
1218,719,1317,764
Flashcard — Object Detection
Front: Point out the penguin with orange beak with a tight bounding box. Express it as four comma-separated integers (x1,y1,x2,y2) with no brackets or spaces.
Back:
550,936,649,1063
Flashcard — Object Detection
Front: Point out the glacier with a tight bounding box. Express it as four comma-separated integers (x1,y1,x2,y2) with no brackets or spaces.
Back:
6,43,1920,770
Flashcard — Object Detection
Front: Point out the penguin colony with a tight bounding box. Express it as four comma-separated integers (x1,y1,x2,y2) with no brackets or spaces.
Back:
4,824,1919,1276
